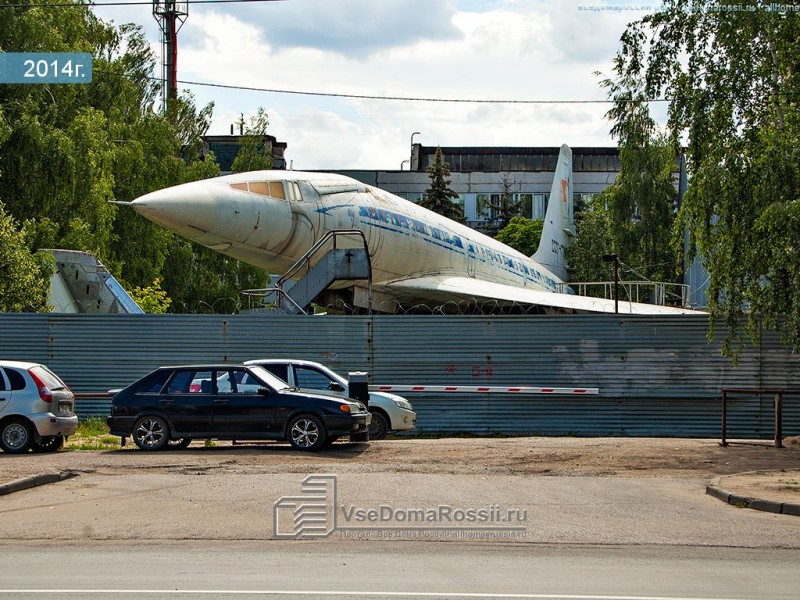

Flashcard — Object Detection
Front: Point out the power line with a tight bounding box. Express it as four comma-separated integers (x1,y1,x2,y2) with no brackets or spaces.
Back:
93,68,670,104
172,77,670,104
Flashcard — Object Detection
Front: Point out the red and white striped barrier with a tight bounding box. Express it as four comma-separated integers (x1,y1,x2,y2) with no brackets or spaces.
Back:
369,385,599,395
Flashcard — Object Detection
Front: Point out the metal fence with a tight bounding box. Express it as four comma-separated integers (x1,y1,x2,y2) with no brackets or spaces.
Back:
1,313,798,438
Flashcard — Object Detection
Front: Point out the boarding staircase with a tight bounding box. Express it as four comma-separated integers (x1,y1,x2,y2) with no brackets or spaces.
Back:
241,230,372,315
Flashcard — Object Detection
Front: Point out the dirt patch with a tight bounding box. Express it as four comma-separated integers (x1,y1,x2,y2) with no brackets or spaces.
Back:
2,436,800,483
717,469,800,504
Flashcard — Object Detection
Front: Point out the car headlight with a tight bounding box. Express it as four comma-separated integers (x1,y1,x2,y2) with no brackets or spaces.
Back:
393,399,413,411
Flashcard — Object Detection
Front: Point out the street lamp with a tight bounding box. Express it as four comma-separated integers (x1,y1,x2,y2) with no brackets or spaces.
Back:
602,253,619,314
401,159,410,171
410,131,421,169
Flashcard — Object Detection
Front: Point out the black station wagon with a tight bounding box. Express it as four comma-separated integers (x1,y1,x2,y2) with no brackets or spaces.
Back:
107,364,371,451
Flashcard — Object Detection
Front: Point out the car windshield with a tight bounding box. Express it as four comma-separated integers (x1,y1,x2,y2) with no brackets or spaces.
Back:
314,364,347,386
247,365,291,390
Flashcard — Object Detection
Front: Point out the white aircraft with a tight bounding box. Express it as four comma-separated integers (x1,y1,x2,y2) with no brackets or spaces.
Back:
123,144,698,314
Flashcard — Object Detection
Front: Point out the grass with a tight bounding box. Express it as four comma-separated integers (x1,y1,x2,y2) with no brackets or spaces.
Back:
65,417,122,451
77,417,110,436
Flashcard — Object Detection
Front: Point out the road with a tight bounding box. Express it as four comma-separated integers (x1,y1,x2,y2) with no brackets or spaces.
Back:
1,440,799,599
0,541,799,599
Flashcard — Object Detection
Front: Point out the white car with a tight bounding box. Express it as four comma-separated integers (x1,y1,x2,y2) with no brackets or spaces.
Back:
244,359,416,440
0,360,78,453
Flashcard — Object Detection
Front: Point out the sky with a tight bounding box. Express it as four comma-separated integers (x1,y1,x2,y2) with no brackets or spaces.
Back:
91,0,663,170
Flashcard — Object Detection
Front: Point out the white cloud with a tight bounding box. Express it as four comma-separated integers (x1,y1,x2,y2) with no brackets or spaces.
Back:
194,0,462,58
95,0,652,169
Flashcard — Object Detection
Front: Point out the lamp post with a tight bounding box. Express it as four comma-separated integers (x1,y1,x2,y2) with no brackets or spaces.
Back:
400,159,410,171
410,131,421,169
602,253,619,314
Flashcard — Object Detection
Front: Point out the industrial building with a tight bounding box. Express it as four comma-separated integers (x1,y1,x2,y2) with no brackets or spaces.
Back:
206,138,626,229
337,145,628,230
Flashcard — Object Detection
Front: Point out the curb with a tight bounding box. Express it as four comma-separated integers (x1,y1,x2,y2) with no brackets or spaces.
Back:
706,475,800,517
0,470,79,496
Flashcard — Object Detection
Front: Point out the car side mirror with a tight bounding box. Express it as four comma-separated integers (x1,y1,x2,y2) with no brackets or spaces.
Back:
329,382,345,392
258,387,271,396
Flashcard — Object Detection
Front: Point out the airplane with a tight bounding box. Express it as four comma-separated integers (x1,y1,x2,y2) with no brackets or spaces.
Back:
121,144,700,315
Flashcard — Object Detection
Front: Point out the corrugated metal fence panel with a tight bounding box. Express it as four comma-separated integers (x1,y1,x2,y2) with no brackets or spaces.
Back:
366,314,799,437
1,313,799,438
74,396,112,420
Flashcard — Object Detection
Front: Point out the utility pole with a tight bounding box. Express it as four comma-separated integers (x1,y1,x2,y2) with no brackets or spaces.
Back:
153,0,189,115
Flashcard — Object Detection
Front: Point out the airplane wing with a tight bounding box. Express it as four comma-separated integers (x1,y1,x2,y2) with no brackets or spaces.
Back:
383,276,703,315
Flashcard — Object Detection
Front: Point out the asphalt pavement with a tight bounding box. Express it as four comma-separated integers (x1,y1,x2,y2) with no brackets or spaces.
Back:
1,440,800,599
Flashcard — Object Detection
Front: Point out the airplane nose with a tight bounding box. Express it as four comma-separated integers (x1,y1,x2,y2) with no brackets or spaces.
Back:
130,181,219,240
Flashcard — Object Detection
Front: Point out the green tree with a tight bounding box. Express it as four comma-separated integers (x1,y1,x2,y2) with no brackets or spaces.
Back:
230,108,274,173
567,198,616,290
0,202,52,312
607,1,800,354
597,58,683,287
488,173,523,229
161,239,267,313
495,217,543,257
0,4,251,313
420,147,463,222
128,278,171,314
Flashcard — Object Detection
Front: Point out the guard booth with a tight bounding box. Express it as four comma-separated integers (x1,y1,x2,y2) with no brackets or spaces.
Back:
348,372,370,407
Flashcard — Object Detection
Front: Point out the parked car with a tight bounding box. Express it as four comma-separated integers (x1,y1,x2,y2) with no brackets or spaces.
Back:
107,364,371,451
0,360,78,454
244,359,416,440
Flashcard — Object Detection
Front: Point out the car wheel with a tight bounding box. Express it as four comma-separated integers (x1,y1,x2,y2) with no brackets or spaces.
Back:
0,419,34,454
31,435,65,453
368,411,389,441
288,415,326,451
132,416,169,451
167,437,192,450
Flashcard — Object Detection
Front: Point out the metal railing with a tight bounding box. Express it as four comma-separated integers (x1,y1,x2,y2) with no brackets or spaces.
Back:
241,229,372,315
556,280,692,308
720,388,800,448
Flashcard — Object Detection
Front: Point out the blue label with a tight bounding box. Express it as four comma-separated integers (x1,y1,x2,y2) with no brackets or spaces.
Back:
0,53,93,84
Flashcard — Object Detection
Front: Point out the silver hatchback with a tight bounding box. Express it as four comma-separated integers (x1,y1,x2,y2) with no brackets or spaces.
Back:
0,361,78,453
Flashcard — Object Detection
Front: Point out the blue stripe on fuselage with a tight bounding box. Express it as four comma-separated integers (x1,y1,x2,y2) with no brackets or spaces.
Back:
344,204,558,291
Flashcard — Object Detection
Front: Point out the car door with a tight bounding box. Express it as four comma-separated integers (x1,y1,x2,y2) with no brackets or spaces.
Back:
0,369,9,415
212,368,276,437
160,369,214,436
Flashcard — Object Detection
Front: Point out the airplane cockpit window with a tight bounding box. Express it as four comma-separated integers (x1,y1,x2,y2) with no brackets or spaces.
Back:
228,181,286,199
287,182,302,202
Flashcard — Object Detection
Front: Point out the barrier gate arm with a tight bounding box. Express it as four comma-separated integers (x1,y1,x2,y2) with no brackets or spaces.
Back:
369,385,599,395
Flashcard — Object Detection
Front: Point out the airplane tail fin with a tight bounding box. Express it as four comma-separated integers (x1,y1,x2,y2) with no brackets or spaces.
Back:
531,144,574,282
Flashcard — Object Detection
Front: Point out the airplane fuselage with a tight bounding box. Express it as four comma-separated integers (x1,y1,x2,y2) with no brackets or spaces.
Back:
132,170,565,300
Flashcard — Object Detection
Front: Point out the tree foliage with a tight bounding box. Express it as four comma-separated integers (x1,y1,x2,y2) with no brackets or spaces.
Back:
608,0,800,354
421,147,463,222
129,278,171,314
567,201,616,287
495,217,543,257
230,108,274,173
0,202,52,312
0,3,267,313
488,173,523,229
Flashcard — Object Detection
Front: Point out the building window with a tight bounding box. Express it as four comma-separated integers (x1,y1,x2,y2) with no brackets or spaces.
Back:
533,194,548,220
